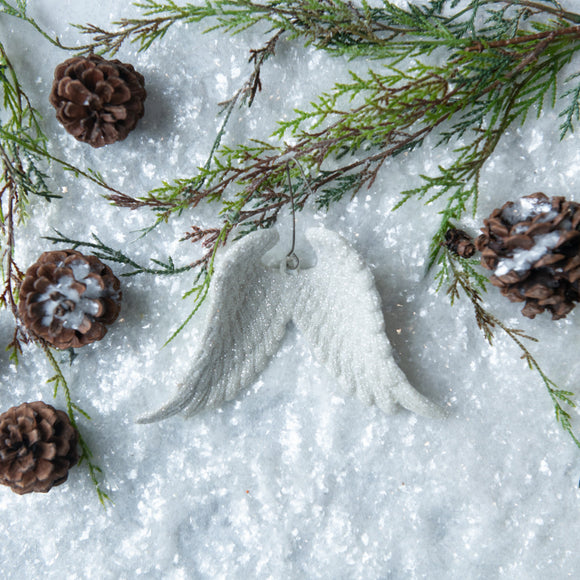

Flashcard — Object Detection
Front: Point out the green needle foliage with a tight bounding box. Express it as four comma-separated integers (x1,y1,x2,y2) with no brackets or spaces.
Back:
41,344,112,507
74,0,580,447
440,248,580,448
80,0,580,266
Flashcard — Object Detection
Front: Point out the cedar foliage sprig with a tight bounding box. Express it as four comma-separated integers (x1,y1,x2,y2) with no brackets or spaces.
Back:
81,0,580,270
45,226,229,346
40,344,112,507
440,247,580,448
45,230,199,277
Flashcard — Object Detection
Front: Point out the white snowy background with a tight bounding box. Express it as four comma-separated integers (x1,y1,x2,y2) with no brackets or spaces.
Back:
1,1,580,578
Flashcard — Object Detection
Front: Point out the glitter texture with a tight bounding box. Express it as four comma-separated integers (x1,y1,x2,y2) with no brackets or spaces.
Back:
139,228,443,423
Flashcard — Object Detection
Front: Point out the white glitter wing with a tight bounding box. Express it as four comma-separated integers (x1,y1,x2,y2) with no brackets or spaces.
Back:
137,229,289,423
293,228,445,418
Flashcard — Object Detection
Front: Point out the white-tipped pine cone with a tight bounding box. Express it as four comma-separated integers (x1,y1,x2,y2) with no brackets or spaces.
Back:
18,249,122,349
476,192,580,320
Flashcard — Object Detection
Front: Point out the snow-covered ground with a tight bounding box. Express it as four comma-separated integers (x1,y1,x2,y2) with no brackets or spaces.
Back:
1,2,580,578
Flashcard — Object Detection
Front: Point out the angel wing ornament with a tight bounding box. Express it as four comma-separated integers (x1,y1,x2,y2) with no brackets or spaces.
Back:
137,227,444,423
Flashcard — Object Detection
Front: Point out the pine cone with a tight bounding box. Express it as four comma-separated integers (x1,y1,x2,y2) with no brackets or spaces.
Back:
476,192,580,320
0,401,79,495
18,249,122,349
443,227,476,258
49,54,146,148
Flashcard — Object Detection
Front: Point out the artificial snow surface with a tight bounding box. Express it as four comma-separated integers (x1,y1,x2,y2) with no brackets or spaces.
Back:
2,1,580,578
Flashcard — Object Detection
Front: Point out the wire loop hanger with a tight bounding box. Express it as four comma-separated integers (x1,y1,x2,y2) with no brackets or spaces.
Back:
284,158,315,271
285,162,299,270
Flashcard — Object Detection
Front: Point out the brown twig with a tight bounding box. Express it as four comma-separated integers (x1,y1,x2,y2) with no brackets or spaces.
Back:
466,25,580,52
0,145,24,320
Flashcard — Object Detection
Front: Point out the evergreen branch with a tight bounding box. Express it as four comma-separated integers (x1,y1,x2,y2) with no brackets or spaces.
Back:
76,0,398,56
75,1,199,55
443,249,580,449
0,0,91,51
163,225,229,345
40,341,112,507
107,29,282,217
0,39,51,328
84,1,580,251
78,0,580,57
44,230,200,276
558,71,580,137
0,127,127,198
113,9,580,248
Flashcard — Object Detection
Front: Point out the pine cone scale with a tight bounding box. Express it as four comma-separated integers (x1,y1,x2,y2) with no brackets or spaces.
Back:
39,442,57,461
76,315,92,335
62,101,87,120
103,105,128,122
33,276,53,293
535,253,565,268
526,222,553,237
504,234,534,250
59,79,91,105
569,269,580,284
84,67,106,88
523,284,552,300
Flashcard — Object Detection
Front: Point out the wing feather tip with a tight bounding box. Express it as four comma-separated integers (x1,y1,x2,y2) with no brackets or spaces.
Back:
135,390,196,424
135,409,176,424
396,391,448,420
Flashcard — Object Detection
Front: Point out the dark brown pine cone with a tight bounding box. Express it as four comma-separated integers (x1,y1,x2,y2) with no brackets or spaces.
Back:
443,227,476,258
49,54,146,148
0,401,79,495
18,249,122,349
476,192,580,320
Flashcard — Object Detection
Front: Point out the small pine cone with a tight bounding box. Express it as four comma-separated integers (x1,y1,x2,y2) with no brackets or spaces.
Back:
49,54,146,148
0,401,79,495
443,228,476,258
476,192,580,320
18,249,122,349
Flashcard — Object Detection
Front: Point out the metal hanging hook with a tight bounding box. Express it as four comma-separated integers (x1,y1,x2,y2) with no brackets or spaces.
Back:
285,161,299,270
283,157,316,271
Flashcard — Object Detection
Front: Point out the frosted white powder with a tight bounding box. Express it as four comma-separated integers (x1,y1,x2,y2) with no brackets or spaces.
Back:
501,197,553,224
70,260,90,281
537,210,559,223
83,276,103,299
494,231,561,277
38,262,106,330
513,224,528,234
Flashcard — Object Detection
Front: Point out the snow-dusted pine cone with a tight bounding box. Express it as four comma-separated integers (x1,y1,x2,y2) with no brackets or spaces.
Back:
476,192,580,319
49,54,146,148
18,249,122,349
0,401,79,495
